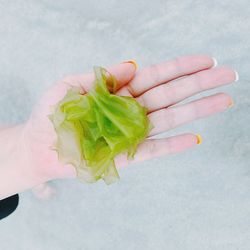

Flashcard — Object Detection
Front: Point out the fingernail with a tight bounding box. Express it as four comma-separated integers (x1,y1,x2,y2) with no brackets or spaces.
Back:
228,99,234,107
122,60,138,70
234,70,239,82
212,57,218,67
196,134,202,145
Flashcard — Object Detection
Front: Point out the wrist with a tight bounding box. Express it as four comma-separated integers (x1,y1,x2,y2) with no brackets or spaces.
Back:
0,123,41,199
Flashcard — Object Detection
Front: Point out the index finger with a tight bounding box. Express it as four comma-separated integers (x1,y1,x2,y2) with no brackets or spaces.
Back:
126,54,216,97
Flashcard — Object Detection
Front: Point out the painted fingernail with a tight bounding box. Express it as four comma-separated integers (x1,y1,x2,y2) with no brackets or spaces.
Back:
234,70,239,82
212,57,218,67
122,60,138,70
196,134,202,145
228,99,234,107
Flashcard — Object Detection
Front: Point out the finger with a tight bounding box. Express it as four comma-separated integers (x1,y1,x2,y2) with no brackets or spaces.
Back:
148,92,232,136
62,61,137,93
116,87,133,97
125,54,215,96
136,67,237,113
115,133,199,168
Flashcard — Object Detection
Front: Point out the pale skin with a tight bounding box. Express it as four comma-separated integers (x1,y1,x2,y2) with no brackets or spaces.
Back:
0,55,238,200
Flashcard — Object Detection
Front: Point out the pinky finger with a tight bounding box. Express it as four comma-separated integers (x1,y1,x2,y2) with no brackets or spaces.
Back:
115,133,200,168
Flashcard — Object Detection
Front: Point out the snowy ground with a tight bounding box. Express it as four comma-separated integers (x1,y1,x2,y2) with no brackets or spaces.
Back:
0,1,250,249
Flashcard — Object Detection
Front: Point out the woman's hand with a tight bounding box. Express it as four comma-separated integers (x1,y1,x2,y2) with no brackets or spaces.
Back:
25,54,237,184
1,54,237,199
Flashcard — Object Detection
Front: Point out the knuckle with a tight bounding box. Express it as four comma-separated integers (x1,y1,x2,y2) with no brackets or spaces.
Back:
192,73,203,91
164,108,176,130
127,83,136,96
192,101,200,118
162,84,175,105
148,141,157,155
167,139,174,154
149,64,161,83
173,57,182,72
137,95,146,107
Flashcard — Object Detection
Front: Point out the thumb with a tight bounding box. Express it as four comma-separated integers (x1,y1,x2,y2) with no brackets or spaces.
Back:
62,60,138,93
37,60,138,114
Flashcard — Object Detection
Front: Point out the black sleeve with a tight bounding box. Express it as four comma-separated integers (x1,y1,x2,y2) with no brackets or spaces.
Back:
0,194,19,220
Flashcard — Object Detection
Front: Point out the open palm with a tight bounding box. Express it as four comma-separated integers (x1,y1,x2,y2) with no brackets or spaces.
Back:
25,54,237,184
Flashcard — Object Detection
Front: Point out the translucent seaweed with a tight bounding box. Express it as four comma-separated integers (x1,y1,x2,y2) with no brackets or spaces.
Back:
49,67,152,184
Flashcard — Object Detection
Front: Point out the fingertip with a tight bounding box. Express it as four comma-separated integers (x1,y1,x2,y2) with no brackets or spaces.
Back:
171,133,200,153
212,57,218,68
196,134,202,145
183,133,202,149
122,60,138,70
186,133,201,146
104,61,137,90
228,98,234,108
234,70,239,82
211,66,238,84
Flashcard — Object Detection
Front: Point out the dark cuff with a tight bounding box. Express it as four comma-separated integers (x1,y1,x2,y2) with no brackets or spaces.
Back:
0,194,19,220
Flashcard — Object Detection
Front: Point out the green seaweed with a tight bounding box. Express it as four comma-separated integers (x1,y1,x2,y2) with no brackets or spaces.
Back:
49,67,152,184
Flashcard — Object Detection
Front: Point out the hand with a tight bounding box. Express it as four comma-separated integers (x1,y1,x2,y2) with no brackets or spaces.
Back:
24,54,237,184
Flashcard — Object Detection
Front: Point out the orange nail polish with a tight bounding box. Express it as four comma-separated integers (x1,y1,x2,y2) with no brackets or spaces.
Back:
228,99,234,107
196,134,202,145
122,60,138,70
